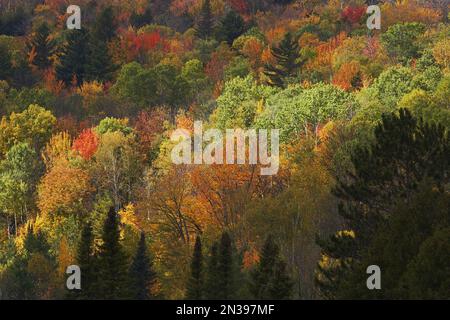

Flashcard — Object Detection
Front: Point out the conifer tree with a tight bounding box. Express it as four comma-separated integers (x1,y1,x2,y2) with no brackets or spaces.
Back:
129,232,156,300
264,32,302,87
0,43,12,80
130,7,153,29
96,207,129,299
84,6,116,82
186,235,203,299
84,36,116,82
27,22,56,70
204,242,220,299
250,235,293,299
217,10,245,44
196,0,214,39
56,29,89,86
217,232,235,299
73,222,95,299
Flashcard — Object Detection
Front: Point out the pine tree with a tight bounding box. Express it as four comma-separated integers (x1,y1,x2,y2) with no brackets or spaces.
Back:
264,32,302,87
196,0,214,39
27,22,56,70
91,6,117,43
130,7,153,29
217,232,235,299
217,10,245,44
0,43,12,80
128,232,157,300
72,222,95,299
84,36,116,82
204,242,219,299
84,6,116,82
96,207,129,299
56,29,89,86
250,235,292,299
186,235,203,299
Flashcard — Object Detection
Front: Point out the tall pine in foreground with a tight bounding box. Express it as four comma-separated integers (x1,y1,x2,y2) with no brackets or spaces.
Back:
56,29,89,86
71,222,95,299
316,109,450,299
128,232,157,300
186,235,203,299
27,22,56,70
250,235,293,299
96,207,129,299
264,32,302,87
196,0,214,39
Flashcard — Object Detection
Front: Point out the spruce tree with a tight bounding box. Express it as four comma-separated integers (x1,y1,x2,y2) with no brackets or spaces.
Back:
250,235,293,299
186,235,203,299
264,32,302,87
128,232,156,300
91,6,117,43
130,7,153,29
204,242,220,299
0,43,12,80
56,29,89,86
84,36,116,82
217,232,235,299
196,0,214,39
27,22,56,70
84,6,116,82
96,207,129,299
217,10,245,44
73,222,95,299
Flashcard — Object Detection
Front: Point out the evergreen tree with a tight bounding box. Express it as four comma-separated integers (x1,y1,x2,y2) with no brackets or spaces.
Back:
96,207,129,299
217,232,235,299
27,22,56,70
73,222,95,299
250,235,292,299
196,0,214,39
316,109,450,299
0,43,12,80
91,6,117,43
264,32,302,87
128,232,156,300
186,235,203,299
56,29,89,86
84,35,116,82
204,242,220,299
216,10,245,44
130,7,153,29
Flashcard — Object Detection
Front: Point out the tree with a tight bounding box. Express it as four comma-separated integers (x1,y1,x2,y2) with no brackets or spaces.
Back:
56,29,89,86
216,232,236,299
85,7,116,82
216,10,245,45
186,235,203,299
204,242,220,299
96,207,129,299
27,22,56,70
73,222,95,299
264,32,302,87
250,235,293,299
381,23,426,64
129,232,157,300
316,109,450,299
130,7,153,29
0,43,13,80
0,143,37,237
196,0,214,40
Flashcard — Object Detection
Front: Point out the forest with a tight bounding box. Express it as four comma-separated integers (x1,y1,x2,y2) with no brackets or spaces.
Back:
0,0,449,300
